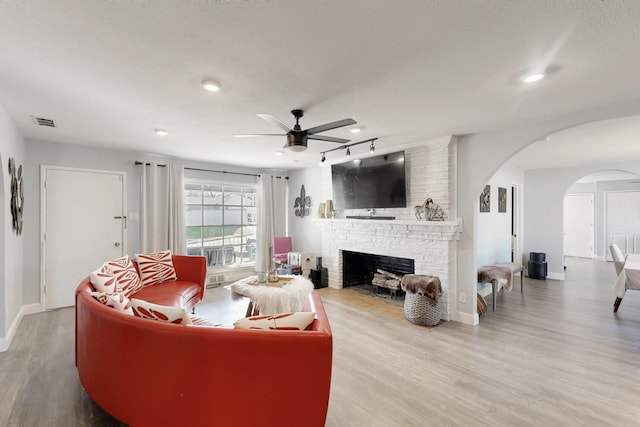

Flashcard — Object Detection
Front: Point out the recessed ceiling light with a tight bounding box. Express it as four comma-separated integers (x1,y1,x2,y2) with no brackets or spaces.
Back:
201,79,221,92
154,129,168,136
350,128,361,134
275,151,284,156
522,73,545,83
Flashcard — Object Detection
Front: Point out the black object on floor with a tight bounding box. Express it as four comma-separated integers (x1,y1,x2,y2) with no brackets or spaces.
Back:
528,252,547,279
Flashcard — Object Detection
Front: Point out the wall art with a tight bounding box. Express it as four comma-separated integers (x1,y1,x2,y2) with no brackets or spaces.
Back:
293,185,311,218
479,185,490,213
498,187,507,213
8,157,24,235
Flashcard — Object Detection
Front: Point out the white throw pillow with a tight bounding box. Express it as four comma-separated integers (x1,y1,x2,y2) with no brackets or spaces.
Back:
130,298,191,325
233,312,316,330
92,291,134,315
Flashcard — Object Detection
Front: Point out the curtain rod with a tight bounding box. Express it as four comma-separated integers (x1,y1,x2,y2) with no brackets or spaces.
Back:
135,161,287,179
135,161,166,167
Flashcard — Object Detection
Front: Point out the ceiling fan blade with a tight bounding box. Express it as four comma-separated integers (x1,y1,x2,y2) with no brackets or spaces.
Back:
306,118,356,135
233,134,286,138
308,135,350,144
257,113,293,133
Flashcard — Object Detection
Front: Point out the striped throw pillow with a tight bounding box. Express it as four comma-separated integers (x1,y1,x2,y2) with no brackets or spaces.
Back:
130,298,191,325
135,250,177,287
106,256,142,298
233,312,316,330
92,291,133,315
90,264,119,294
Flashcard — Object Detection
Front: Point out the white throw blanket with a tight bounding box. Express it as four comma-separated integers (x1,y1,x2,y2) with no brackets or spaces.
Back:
230,275,314,314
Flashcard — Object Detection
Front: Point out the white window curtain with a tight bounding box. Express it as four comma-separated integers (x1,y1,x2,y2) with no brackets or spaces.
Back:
255,174,287,272
140,163,186,254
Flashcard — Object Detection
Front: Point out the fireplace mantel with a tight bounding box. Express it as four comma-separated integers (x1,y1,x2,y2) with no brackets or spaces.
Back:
313,218,463,241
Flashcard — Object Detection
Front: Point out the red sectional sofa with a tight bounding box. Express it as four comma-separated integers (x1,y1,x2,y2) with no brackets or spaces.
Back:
75,254,333,427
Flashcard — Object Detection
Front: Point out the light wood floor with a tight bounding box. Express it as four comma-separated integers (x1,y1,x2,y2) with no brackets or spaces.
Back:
1,257,639,426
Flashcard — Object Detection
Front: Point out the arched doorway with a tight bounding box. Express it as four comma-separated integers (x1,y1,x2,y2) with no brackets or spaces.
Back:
564,169,640,263
472,118,640,322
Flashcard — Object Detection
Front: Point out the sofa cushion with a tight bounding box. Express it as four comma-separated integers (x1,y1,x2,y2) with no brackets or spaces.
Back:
106,256,142,298
90,264,119,294
132,281,200,307
130,298,192,325
136,250,177,287
92,291,133,315
233,312,316,330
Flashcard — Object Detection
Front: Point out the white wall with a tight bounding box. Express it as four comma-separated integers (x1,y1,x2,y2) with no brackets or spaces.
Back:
0,103,25,351
287,164,322,256
23,139,266,307
476,162,524,267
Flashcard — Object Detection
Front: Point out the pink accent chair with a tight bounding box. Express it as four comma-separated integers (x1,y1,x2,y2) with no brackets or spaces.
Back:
273,236,292,265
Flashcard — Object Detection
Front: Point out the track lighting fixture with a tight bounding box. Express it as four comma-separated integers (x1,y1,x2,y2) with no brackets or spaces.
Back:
319,138,378,162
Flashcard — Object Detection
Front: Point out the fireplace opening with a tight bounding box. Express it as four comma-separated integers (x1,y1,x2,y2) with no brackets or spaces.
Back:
342,250,415,289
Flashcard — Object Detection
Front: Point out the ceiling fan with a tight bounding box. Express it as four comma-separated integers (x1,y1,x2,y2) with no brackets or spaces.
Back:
234,109,356,152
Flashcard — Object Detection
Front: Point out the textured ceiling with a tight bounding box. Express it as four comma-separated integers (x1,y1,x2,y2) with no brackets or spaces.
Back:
1,1,640,170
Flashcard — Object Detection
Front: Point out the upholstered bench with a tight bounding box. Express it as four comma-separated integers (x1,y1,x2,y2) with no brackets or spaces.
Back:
478,262,523,312
493,262,524,292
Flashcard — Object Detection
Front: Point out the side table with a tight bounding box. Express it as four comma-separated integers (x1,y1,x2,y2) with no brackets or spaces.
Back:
310,268,328,289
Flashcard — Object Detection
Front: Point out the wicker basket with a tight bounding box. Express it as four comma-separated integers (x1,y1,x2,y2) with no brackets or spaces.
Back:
403,291,441,326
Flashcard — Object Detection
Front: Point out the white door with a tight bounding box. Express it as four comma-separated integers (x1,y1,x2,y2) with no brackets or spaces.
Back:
563,193,594,258
606,191,640,260
511,185,522,264
42,166,126,309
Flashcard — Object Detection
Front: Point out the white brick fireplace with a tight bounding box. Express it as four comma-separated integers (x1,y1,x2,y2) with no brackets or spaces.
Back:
312,136,462,320
315,218,462,320
314,136,461,321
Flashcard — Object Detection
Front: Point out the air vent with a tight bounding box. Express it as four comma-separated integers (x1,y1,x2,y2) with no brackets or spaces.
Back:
31,116,57,128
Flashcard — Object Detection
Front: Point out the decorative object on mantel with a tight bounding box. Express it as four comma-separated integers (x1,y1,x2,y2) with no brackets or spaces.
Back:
324,199,334,218
498,187,507,213
318,202,326,218
414,198,448,221
479,184,490,213
293,185,311,218
8,157,24,235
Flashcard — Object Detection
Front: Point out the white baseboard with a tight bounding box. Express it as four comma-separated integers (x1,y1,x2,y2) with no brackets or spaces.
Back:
0,303,43,352
547,272,565,280
524,270,565,281
456,310,478,326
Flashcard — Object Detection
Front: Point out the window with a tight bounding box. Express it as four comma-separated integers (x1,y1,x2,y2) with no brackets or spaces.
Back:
185,182,257,267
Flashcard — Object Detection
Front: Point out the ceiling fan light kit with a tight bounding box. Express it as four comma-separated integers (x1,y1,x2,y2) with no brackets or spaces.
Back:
236,109,356,152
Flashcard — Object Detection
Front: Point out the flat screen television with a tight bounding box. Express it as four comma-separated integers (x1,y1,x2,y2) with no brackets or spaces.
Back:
331,151,407,210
